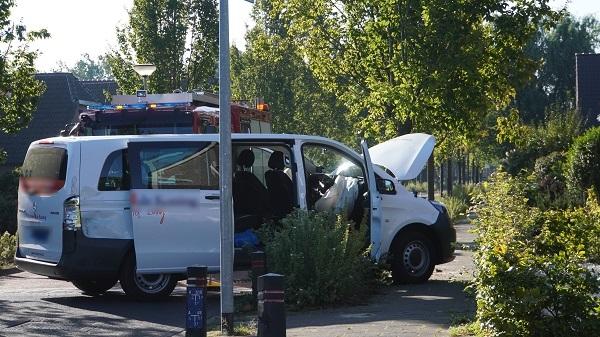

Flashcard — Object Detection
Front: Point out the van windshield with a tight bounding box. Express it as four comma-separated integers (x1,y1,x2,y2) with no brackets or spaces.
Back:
21,146,67,195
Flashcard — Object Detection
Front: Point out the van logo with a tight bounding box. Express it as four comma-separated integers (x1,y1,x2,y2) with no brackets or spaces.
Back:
24,201,46,221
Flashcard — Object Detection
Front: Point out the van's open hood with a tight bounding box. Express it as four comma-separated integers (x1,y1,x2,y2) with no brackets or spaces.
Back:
368,133,435,181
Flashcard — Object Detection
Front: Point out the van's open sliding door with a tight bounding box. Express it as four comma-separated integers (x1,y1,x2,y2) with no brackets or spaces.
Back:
127,141,220,273
361,140,382,260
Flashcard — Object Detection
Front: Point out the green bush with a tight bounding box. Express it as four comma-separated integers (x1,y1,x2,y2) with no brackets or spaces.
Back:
533,151,566,197
524,152,573,210
472,172,600,336
404,180,428,195
502,109,581,175
565,127,600,201
453,183,483,206
438,195,468,223
259,209,372,309
0,232,16,266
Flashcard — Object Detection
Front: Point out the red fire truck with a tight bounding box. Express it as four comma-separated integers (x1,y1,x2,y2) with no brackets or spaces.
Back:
62,92,271,136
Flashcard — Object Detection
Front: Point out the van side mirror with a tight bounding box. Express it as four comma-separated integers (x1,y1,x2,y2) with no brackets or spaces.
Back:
376,178,396,195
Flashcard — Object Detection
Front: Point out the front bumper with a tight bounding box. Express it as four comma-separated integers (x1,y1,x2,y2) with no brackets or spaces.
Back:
15,230,132,281
431,212,456,264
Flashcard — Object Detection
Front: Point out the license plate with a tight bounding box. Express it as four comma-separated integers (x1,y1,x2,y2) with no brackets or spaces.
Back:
31,228,50,242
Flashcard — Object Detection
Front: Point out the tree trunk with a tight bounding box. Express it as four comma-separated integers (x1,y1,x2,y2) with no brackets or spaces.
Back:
461,155,466,185
466,153,470,184
460,158,464,185
427,153,435,201
447,158,453,196
440,163,444,196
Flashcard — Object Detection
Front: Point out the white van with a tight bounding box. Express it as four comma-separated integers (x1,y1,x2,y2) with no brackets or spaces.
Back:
15,133,455,299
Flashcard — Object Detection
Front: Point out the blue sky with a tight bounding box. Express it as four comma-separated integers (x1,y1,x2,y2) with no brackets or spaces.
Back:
9,0,600,71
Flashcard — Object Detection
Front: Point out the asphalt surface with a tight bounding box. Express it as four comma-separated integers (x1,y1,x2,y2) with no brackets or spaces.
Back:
1,223,476,337
0,271,225,337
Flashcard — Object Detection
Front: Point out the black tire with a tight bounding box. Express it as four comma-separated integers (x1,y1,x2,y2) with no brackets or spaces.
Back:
391,231,435,284
72,279,116,296
119,252,177,300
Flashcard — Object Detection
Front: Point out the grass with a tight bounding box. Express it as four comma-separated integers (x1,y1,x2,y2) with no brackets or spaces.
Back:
438,195,469,223
449,322,482,337
207,319,257,336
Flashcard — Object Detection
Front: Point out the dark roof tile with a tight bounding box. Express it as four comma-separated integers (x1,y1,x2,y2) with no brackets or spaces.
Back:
80,80,118,103
0,73,119,166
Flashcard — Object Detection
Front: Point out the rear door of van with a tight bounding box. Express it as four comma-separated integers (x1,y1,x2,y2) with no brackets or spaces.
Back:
127,140,221,273
18,141,80,263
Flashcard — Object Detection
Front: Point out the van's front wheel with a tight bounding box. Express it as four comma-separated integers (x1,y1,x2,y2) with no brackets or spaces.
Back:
72,279,116,296
119,253,176,300
391,231,435,284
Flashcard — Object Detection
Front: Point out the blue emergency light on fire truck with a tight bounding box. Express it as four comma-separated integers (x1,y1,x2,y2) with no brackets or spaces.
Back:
60,92,271,136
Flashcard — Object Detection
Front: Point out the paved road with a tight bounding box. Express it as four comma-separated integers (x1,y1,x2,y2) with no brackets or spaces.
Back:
0,271,229,337
1,223,475,337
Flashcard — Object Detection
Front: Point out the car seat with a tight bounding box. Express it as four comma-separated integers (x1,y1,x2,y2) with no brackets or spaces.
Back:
233,149,270,231
264,151,294,217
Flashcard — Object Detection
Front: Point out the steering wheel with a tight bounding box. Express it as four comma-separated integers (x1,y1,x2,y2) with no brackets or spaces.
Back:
306,173,335,207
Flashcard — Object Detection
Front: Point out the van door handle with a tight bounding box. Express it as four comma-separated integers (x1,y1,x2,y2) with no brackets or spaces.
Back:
205,195,220,200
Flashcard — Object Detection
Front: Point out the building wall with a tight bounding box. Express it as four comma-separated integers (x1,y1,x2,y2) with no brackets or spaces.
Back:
576,53,600,127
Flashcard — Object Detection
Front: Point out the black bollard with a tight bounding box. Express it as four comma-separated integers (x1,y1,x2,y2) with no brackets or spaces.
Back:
186,266,207,337
257,273,286,337
251,250,267,299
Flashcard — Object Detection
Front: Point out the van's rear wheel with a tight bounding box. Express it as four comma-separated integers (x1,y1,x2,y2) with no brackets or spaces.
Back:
391,231,435,284
119,252,176,300
72,279,116,296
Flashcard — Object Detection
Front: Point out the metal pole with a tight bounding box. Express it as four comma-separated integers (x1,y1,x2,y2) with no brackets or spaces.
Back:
218,0,234,334
142,75,148,91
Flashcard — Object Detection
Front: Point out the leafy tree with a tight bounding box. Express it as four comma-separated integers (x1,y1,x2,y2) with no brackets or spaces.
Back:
0,0,48,136
107,0,218,94
565,126,600,200
516,15,600,122
55,53,113,81
262,0,558,151
231,2,354,143
501,108,582,175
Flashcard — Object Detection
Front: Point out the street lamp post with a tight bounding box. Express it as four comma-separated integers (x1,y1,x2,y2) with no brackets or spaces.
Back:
218,0,234,335
133,64,157,91
219,1,254,334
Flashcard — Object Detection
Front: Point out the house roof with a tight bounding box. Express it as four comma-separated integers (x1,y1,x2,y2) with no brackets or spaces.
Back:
80,80,118,103
0,73,115,166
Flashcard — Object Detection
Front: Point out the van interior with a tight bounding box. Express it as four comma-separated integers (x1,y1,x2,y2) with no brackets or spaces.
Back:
231,143,370,238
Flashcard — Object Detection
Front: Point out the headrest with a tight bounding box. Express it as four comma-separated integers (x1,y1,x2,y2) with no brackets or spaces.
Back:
268,151,285,170
237,149,255,168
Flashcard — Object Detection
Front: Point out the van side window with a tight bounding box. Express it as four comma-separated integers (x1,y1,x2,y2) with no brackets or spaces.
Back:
134,142,219,190
98,150,130,191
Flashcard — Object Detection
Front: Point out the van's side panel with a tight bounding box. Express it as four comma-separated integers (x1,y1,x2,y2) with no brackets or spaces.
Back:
79,139,132,239
379,187,439,256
